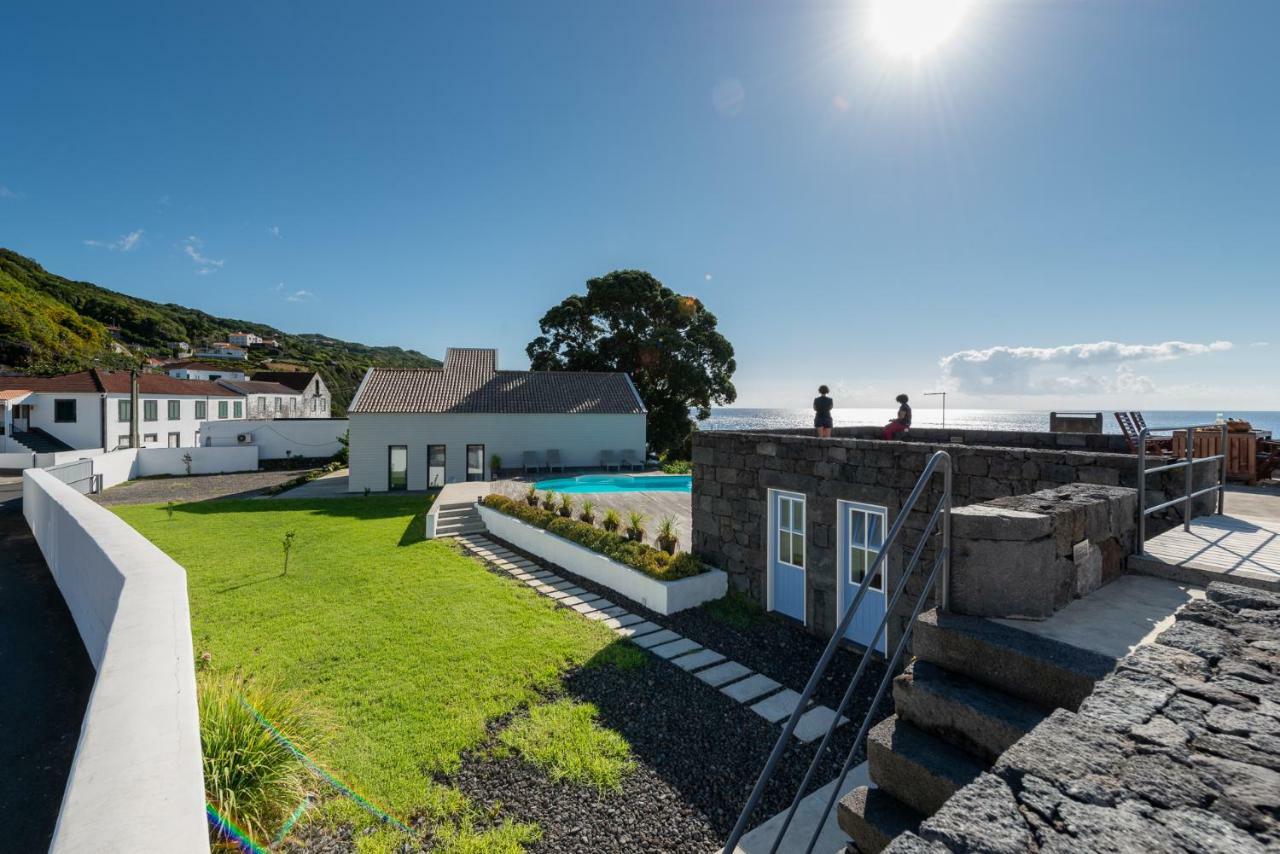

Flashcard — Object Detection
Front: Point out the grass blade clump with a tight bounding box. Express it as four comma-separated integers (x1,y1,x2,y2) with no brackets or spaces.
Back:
498,699,634,792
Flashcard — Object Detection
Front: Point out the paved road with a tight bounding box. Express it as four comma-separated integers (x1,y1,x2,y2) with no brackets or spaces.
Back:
0,479,94,851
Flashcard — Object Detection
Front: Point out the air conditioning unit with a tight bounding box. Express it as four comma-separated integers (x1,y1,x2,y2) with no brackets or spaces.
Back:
236,433,253,444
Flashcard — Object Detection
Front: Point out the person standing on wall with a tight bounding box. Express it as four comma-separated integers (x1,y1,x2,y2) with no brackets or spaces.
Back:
883,394,912,440
814,385,834,438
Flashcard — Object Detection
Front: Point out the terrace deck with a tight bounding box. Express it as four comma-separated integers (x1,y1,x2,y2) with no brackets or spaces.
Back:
1131,511,1280,592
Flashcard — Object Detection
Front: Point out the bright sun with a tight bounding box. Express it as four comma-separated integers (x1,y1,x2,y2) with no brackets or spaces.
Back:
870,0,971,59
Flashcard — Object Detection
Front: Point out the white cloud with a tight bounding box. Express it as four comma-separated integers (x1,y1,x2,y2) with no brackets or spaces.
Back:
183,235,224,274
1250,341,1270,348
286,289,313,302
85,229,144,252
269,225,281,238
939,340,1232,396
0,185,17,199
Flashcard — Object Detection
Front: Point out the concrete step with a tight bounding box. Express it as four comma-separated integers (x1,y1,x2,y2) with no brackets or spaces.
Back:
437,506,478,518
436,522,486,536
836,786,923,854
893,661,1047,764
867,716,984,817
911,608,1115,712
1129,553,1280,593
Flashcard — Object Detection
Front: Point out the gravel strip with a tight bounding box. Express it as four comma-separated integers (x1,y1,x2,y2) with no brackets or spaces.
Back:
91,469,321,505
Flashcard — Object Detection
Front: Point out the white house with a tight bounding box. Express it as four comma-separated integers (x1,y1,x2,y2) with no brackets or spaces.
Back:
0,369,245,453
228,331,263,347
194,342,249,360
166,361,248,382
346,348,647,491
251,370,332,417
215,379,310,419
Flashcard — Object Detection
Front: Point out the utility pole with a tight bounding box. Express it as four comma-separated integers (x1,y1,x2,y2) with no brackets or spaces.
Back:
923,391,946,429
130,369,141,449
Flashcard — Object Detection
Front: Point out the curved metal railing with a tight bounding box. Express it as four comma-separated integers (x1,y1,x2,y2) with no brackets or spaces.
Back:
721,449,953,854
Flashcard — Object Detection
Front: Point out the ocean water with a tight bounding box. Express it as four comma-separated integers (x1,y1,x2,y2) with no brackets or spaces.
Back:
702,408,1280,436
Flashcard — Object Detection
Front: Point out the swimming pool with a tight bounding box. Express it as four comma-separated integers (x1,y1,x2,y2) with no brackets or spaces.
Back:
533,474,692,494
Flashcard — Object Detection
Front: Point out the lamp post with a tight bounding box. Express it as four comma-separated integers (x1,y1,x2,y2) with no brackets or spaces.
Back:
923,391,946,429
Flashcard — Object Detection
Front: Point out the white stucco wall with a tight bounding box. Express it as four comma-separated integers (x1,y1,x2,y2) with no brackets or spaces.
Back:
22,469,208,854
104,393,245,450
20,392,104,449
346,412,647,492
201,418,347,459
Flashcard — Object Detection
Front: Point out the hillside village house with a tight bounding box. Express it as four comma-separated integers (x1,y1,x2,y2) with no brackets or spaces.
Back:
251,370,331,416
0,369,244,453
194,342,248,360
214,375,330,419
346,348,646,491
166,360,248,382
227,331,262,347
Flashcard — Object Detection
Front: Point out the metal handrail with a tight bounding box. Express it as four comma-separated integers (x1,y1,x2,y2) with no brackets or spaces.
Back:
720,450,952,854
1135,423,1228,555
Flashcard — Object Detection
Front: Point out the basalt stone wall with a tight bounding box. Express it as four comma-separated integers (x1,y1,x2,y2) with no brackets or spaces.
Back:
883,583,1280,853
691,430,1215,646
950,484,1138,620
750,425,1132,454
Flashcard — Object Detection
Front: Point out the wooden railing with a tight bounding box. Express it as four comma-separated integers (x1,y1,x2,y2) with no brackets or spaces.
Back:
1171,430,1263,485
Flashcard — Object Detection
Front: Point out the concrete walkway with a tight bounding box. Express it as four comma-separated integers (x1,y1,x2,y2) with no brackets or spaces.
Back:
730,762,870,854
455,533,848,743
269,467,352,498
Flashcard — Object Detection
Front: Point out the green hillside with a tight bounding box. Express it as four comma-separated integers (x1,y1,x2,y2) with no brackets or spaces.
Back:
0,249,439,414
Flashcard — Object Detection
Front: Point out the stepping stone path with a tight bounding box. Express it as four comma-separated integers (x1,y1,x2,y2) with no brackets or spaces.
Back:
454,533,848,742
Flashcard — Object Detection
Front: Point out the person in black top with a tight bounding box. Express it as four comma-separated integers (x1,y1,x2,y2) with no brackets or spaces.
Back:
882,394,911,440
813,385,834,438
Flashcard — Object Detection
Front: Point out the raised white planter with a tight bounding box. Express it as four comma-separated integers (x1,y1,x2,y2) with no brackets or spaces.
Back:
476,503,727,615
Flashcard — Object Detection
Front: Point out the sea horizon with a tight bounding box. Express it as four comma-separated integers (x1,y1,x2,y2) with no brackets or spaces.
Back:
702,407,1280,436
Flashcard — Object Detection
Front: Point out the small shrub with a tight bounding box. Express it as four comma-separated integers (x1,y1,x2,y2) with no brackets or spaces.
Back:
540,491,557,512
625,511,647,543
656,515,679,554
660,459,692,474
558,494,575,518
601,509,621,533
490,454,502,477
182,452,194,476
578,500,596,525
200,672,325,847
281,530,296,575
524,484,539,507
335,429,350,465
166,500,177,522
704,586,765,629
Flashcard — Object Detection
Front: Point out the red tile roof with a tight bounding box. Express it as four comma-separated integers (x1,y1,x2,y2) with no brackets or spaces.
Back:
349,348,645,415
0,369,240,396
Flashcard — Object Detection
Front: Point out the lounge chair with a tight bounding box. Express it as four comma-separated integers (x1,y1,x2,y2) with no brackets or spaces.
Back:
1115,412,1171,456
619,449,640,471
600,450,620,471
546,449,564,472
522,451,543,473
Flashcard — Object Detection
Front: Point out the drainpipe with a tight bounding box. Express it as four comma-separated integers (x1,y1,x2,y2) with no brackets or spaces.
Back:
130,370,141,449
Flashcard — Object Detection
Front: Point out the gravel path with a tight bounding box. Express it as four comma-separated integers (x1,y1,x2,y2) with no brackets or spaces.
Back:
92,468,320,505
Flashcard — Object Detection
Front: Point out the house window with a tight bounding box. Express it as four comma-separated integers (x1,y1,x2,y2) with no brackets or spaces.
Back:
144,400,158,422
274,397,282,413
466,444,485,482
168,400,181,420
195,400,207,419
218,401,228,419
846,504,887,591
777,494,806,569
321,398,328,411
118,399,131,421
54,399,77,423
168,432,181,448
209,374,221,381
388,446,408,491
233,401,243,418
117,434,132,449
143,433,158,444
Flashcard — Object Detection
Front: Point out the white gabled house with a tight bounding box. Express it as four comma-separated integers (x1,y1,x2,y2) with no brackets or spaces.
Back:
346,348,647,491
166,360,248,382
0,369,245,453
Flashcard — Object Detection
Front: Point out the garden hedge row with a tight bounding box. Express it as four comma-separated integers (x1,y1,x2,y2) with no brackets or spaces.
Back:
480,494,704,581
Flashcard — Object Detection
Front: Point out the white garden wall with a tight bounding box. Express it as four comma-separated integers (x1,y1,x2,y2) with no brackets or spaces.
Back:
135,445,259,477
22,469,208,854
201,418,347,459
476,503,727,614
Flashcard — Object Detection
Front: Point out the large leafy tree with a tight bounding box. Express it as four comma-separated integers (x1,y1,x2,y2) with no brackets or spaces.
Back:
527,270,736,457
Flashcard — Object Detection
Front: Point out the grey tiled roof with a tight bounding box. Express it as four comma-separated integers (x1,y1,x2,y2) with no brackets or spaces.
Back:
350,348,645,415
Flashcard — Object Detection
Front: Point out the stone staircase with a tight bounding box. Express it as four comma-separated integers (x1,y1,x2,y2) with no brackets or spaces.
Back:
432,501,485,538
11,428,73,454
837,608,1116,852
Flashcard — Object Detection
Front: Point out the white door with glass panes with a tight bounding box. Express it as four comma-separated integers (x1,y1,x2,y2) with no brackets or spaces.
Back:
837,501,888,654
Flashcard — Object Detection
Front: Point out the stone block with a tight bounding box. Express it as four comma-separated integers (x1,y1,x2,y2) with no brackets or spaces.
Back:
952,505,1052,541
1073,539,1103,598
950,535,1059,619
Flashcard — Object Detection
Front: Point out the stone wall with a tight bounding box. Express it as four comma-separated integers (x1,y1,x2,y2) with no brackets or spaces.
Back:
751,425,1131,454
950,484,1138,620
884,583,1280,853
691,430,1214,646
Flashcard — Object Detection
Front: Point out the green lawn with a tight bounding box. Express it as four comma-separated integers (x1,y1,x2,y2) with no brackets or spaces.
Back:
115,496,629,851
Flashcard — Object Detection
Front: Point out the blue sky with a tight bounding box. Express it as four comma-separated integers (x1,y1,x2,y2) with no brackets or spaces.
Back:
2,1,1276,409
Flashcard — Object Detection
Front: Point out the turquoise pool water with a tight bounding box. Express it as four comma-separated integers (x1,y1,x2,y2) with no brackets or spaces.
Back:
534,474,692,494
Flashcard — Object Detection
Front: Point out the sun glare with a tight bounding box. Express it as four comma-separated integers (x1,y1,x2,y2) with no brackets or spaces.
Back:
870,0,970,59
